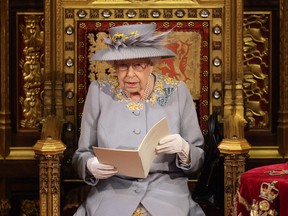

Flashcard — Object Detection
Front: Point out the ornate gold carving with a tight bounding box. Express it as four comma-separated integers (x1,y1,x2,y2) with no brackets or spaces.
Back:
33,115,66,216
223,154,247,216
243,12,271,129
43,1,52,116
18,14,44,129
56,0,63,75
235,0,244,81
224,113,246,140
219,2,252,216
19,87,42,128
39,159,48,193
90,0,201,3
45,1,238,216
35,147,64,216
0,199,11,215
55,0,64,118
21,200,39,215
37,154,62,194
40,194,47,214
223,0,231,81
219,114,251,216
59,2,224,131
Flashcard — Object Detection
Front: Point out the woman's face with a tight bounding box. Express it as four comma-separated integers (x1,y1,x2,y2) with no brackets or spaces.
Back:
115,58,153,97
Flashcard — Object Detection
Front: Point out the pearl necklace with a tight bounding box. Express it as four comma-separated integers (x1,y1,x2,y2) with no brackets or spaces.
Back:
141,73,154,101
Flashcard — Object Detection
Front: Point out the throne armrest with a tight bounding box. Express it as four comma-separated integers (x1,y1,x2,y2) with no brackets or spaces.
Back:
33,115,66,216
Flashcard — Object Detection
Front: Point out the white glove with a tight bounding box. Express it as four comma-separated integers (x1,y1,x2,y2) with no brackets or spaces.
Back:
87,157,118,179
156,134,190,164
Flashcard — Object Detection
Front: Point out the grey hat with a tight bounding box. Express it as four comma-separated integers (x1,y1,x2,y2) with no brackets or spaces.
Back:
90,24,176,61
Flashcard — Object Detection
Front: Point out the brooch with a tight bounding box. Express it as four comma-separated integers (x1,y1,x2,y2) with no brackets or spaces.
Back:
157,87,174,107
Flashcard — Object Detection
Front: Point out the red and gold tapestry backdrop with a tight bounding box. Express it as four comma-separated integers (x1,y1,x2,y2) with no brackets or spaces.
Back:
77,21,209,134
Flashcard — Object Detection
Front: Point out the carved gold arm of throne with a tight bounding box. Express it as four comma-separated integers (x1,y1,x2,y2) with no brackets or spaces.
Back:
33,116,66,216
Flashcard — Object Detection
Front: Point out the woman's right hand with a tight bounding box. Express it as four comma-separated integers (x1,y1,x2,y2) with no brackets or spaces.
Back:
87,157,118,179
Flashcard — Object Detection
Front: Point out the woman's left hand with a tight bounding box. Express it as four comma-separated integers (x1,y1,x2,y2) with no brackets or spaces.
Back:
155,134,190,164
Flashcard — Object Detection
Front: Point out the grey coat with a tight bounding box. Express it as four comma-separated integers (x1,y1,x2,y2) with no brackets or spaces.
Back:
72,73,205,216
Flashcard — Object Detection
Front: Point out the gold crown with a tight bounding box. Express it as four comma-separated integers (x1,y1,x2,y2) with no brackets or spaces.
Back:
259,181,279,202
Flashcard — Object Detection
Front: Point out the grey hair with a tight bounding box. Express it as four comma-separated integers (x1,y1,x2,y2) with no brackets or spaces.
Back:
150,57,161,65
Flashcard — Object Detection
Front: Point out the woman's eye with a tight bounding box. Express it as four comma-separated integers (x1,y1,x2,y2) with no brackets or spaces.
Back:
134,63,142,68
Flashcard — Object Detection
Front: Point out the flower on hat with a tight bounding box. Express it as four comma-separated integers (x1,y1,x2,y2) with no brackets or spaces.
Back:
104,28,172,50
107,31,140,49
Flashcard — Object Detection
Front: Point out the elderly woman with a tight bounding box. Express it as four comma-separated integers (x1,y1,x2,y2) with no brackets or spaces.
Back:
72,23,205,216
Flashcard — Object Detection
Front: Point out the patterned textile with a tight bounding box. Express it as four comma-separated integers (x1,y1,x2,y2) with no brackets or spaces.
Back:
232,163,288,216
76,20,209,134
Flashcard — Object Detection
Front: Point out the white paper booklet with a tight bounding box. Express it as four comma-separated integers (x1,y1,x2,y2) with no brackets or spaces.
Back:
92,118,170,178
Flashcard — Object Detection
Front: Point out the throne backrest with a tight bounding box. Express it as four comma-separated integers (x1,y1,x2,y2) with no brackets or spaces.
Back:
76,20,211,134
53,0,226,171
37,1,229,214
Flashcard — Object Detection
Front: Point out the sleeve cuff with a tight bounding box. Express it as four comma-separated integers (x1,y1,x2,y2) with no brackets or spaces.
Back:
176,155,192,170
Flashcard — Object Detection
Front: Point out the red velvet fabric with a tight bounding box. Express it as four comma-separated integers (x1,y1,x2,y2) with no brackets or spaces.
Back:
234,163,288,216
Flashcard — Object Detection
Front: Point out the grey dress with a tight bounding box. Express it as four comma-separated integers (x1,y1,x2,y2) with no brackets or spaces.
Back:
72,73,206,216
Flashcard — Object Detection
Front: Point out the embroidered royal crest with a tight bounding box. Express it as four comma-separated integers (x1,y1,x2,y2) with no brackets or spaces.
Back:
259,181,279,202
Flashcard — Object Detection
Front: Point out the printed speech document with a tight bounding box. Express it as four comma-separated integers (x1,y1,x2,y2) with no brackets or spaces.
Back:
93,118,170,178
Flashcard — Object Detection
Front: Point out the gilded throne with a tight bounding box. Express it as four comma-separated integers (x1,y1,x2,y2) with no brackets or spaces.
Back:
2,0,288,215
31,0,249,215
